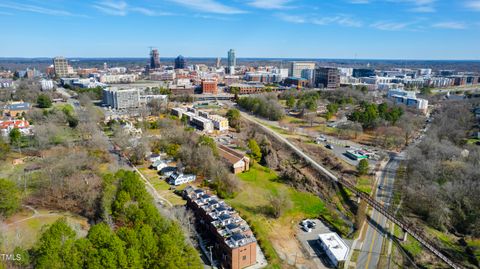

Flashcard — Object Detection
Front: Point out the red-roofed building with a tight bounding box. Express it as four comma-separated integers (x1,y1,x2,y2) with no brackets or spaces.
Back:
0,119,32,136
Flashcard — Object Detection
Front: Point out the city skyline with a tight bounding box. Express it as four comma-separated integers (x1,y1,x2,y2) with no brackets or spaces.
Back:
0,0,480,60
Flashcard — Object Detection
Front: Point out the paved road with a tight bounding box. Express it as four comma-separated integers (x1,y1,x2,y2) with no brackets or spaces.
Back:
356,156,400,269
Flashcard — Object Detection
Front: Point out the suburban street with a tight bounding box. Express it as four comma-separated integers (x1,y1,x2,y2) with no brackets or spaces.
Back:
356,156,400,269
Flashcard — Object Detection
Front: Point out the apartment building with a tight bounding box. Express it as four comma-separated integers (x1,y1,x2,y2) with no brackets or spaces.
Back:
183,187,257,269
191,116,214,132
102,88,140,109
387,89,428,113
53,56,71,77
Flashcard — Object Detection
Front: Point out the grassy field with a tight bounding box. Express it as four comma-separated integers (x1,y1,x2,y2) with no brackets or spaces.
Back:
401,234,423,257
226,164,348,268
0,209,89,253
356,177,373,195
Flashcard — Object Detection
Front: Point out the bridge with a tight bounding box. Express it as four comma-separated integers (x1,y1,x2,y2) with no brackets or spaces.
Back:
239,110,463,269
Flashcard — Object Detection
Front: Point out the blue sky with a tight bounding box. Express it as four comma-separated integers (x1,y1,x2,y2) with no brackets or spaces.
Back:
0,0,479,59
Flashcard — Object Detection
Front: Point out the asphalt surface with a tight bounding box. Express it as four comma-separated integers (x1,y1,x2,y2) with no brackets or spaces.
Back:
356,157,400,269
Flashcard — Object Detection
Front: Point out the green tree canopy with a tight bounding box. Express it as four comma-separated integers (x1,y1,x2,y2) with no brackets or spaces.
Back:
286,96,296,109
37,94,52,108
357,159,369,176
226,108,241,130
9,128,22,147
248,139,262,162
0,179,20,218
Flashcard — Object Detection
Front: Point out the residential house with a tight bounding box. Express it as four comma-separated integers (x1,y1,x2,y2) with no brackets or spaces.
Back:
0,119,32,136
168,172,196,186
218,145,250,174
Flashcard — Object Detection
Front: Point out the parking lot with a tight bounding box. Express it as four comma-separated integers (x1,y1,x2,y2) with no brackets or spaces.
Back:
314,135,381,167
296,219,353,269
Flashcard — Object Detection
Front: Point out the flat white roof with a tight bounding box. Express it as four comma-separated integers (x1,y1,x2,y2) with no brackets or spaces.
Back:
318,233,349,261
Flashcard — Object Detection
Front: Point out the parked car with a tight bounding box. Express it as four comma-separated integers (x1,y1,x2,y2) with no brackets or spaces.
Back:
302,226,312,233
326,144,334,150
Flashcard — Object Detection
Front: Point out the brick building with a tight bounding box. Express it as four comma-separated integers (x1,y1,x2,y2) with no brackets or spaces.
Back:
183,187,257,269
202,80,218,94
218,145,250,174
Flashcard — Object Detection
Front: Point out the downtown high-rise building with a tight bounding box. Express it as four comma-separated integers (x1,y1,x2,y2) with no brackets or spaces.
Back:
53,56,69,77
174,55,186,69
227,49,236,75
150,48,161,69
227,49,236,67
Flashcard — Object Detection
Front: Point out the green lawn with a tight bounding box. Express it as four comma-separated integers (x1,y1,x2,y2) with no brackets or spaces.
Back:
356,177,373,195
0,210,89,253
227,164,349,267
401,234,423,257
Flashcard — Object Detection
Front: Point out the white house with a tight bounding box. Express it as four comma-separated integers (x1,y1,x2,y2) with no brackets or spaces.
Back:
0,120,33,137
152,160,168,171
318,233,349,267
168,172,196,186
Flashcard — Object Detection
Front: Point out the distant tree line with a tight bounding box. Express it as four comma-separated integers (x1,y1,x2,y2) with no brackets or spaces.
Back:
237,94,285,121
348,102,403,129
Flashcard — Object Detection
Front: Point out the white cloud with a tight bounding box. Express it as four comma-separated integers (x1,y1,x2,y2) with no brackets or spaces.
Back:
276,13,306,23
312,16,363,27
0,2,74,16
347,0,439,12
432,21,467,29
93,0,128,16
248,0,293,9
465,0,480,10
93,1,171,16
277,13,363,27
371,21,412,30
168,0,245,14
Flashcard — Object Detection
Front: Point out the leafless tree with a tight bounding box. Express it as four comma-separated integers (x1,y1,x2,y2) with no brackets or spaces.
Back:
267,190,292,218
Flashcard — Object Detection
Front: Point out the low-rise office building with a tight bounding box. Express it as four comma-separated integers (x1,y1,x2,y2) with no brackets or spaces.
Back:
100,74,137,84
318,233,349,267
315,67,340,88
202,79,218,94
229,83,265,95
3,101,31,117
184,187,257,269
283,77,309,88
